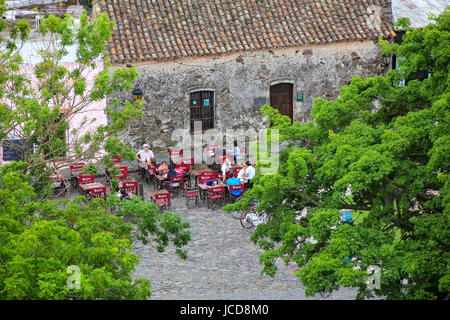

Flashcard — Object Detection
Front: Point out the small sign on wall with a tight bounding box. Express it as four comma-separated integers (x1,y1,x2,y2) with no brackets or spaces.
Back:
297,92,304,102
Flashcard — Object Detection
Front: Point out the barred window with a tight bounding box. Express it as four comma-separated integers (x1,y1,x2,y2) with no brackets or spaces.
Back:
190,90,215,132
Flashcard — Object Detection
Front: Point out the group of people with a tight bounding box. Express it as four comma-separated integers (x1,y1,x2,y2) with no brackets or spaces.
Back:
221,159,255,197
135,142,255,198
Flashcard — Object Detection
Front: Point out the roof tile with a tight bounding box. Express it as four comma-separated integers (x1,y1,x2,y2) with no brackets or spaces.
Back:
97,0,394,64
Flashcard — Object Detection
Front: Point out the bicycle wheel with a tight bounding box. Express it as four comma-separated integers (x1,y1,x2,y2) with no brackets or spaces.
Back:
232,210,246,219
240,213,255,230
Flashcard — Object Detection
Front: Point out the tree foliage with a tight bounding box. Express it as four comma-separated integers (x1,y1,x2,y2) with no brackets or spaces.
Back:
0,162,190,299
224,10,450,300
0,1,191,299
0,0,143,195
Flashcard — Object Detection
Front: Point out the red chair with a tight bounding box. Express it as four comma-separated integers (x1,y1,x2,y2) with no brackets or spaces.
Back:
78,174,95,185
69,163,85,188
163,175,184,197
154,192,171,211
184,182,199,208
70,162,85,175
176,164,191,172
112,156,121,163
201,171,216,180
206,186,226,209
233,167,243,178
169,149,184,167
115,166,128,179
228,184,245,203
122,180,138,195
144,165,156,184
89,186,107,200
197,175,211,185
181,157,194,165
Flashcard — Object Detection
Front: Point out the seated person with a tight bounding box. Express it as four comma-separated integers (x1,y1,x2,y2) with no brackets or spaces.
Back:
157,161,169,178
115,181,130,200
238,162,255,189
226,172,243,196
53,169,65,190
136,144,154,163
150,157,160,167
167,167,178,181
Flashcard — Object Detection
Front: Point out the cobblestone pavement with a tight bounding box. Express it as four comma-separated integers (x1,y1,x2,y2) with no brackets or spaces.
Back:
128,172,358,300
59,171,358,300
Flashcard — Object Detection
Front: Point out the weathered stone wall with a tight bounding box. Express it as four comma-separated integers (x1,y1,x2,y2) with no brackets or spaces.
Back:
108,40,389,153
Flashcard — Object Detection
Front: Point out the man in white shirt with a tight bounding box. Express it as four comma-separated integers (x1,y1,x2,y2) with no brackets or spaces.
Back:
136,144,154,163
237,162,255,188
221,157,232,181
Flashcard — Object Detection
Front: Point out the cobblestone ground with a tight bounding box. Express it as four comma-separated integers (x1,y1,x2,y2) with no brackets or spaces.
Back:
59,169,358,300
127,172,358,300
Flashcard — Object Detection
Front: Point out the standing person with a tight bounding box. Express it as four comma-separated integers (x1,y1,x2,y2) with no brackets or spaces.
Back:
244,161,255,189
231,140,241,164
221,157,232,182
136,144,154,163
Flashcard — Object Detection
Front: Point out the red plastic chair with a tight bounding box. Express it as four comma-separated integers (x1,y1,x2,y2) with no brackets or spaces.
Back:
122,180,138,195
89,186,107,200
197,175,211,185
115,166,128,179
112,156,121,163
163,175,184,197
233,167,243,178
78,174,95,185
206,186,226,209
176,164,191,172
181,157,194,165
154,192,171,211
201,171,216,180
184,182,199,208
228,184,245,203
70,162,85,175
144,165,156,184
169,149,184,166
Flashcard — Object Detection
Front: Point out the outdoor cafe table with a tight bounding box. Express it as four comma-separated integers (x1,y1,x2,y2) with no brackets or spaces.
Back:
197,182,226,202
79,182,106,197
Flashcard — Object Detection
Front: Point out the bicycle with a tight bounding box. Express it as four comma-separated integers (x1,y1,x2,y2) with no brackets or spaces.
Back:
240,201,272,230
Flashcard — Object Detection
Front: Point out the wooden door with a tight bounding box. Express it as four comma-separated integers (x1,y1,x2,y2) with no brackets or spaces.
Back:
270,83,293,122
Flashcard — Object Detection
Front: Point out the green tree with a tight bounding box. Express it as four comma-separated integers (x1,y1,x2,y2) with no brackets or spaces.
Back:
0,2,191,299
224,10,450,299
0,0,142,196
0,161,190,299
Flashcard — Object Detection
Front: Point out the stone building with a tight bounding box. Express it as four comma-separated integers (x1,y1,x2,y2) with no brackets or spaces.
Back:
94,0,396,152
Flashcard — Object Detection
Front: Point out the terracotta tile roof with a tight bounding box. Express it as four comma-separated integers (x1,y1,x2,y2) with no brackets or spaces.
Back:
97,0,395,64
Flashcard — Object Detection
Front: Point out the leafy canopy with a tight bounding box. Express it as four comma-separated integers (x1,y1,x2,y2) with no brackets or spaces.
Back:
224,9,450,300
